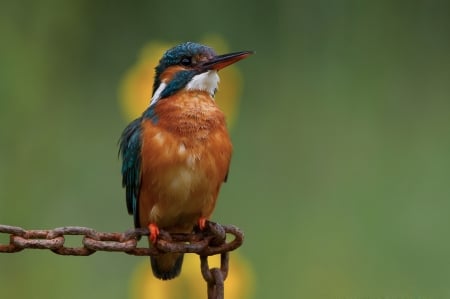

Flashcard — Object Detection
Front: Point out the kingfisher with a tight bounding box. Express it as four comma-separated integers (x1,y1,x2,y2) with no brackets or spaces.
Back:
119,42,253,280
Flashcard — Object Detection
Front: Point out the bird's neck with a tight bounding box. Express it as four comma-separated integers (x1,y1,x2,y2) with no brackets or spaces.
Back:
145,90,226,138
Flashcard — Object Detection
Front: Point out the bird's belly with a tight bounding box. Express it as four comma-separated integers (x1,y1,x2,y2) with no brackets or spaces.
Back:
145,152,220,230
140,129,231,231
155,163,212,222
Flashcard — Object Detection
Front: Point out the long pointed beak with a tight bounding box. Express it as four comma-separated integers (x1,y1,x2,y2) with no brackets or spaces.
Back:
202,50,254,71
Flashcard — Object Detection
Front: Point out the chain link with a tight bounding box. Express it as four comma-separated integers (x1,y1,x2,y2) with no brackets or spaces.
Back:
0,221,244,299
0,221,243,256
201,252,229,299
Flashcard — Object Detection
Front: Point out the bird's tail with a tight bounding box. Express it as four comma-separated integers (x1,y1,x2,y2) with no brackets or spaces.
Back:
148,223,198,280
150,252,184,280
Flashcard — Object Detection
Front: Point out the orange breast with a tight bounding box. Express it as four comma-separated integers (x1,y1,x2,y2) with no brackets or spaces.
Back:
138,90,232,232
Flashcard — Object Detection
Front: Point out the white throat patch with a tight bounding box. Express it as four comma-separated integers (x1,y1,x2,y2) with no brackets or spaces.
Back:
185,70,220,96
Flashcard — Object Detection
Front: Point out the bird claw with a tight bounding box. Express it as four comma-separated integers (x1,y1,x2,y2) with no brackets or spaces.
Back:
148,223,160,244
198,217,207,230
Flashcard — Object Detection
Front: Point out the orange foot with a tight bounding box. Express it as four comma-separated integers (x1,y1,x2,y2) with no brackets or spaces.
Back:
148,223,160,244
198,217,207,230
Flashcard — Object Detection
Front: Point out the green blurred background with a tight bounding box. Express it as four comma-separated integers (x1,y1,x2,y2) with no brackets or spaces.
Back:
1,1,450,298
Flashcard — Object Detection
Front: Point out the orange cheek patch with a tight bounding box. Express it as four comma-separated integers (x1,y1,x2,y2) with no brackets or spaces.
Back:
160,66,186,83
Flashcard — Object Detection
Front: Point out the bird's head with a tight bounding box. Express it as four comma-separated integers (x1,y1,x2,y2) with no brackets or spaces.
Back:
150,42,253,106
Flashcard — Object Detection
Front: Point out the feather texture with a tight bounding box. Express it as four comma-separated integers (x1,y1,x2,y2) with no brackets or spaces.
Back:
118,42,251,280
119,117,142,228
139,90,232,231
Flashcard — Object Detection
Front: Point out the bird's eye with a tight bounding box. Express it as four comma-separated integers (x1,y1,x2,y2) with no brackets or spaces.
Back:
180,57,192,66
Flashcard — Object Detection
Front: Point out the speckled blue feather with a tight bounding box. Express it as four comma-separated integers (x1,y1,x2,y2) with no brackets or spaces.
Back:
119,117,142,228
143,106,159,124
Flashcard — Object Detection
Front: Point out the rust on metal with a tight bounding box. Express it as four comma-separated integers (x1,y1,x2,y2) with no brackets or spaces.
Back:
0,221,244,299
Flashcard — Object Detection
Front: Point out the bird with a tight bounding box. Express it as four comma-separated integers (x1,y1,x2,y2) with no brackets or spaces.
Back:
119,42,253,280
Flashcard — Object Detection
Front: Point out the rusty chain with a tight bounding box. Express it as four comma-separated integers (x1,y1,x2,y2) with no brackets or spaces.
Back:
0,221,244,299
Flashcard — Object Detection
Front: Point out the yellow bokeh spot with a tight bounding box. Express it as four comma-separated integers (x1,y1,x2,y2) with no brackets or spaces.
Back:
129,252,254,299
119,36,244,128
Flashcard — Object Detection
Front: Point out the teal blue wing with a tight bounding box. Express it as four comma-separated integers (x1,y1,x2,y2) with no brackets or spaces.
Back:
119,117,142,228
